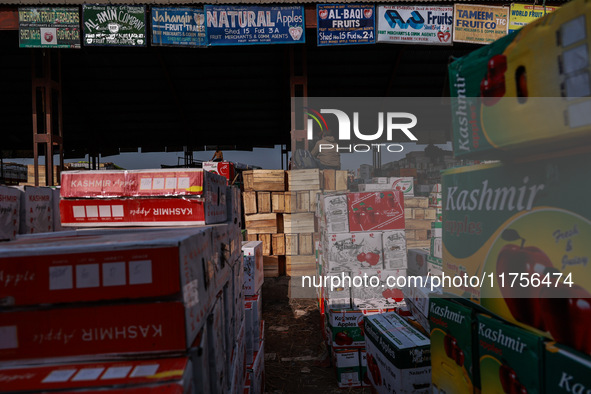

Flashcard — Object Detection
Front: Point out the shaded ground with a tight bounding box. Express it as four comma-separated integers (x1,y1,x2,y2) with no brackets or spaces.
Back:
262,283,370,394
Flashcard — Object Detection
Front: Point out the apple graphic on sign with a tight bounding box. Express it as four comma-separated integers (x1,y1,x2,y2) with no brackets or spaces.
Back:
319,10,328,19
44,31,54,43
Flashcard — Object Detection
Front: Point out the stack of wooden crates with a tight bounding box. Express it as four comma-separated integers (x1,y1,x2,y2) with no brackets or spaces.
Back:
243,169,348,277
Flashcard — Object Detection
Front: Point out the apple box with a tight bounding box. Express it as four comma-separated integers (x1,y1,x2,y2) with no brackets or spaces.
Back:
324,232,383,272
0,301,198,363
402,276,442,333
189,326,212,394
407,249,429,276
477,314,545,394
332,348,361,388
318,194,349,233
247,339,264,394
0,356,194,393
12,186,53,234
0,228,215,327
203,161,236,184
442,153,591,354
52,187,64,232
382,230,407,269
545,342,591,394
360,349,371,387
324,272,352,309
242,241,263,296
351,269,407,310
207,295,227,394
364,312,431,393
244,294,261,366
348,191,405,232
61,169,226,198
430,237,442,259
325,306,366,348
429,297,478,394
0,185,20,240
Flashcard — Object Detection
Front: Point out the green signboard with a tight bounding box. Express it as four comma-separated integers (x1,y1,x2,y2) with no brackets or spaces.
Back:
83,5,146,47
19,7,81,48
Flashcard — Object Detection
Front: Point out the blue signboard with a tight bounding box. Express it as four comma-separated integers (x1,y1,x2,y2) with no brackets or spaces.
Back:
151,7,207,47
317,4,375,46
205,5,305,46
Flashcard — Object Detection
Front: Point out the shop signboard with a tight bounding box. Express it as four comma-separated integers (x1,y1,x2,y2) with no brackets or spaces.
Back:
151,7,207,47
83,5,146,47
377,5,453,45
508,3,559,33
205,5,305,45
317,4,375,46
453,4,508,44
18,7,80,48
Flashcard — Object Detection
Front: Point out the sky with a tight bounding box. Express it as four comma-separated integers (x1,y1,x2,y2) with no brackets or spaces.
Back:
7,142,452,172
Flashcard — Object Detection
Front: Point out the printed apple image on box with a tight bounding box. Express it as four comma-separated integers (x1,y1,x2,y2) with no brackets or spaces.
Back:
364,312,431,393
382,229,407,269
13,186,53,234
429,297,478,394
544,341,591,394
332,348,361,388
348,191,405,232
442,152,591,355
477,314,545,394
351,269,407,310
407,248,429,276
325,232,383,272
203,161,236,184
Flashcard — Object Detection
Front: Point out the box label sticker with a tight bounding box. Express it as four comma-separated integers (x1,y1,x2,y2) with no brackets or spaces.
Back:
49,266,73,290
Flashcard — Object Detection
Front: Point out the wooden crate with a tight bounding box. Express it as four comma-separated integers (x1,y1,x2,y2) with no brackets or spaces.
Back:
283,192,296,214
272,234,285,256
257,192,272,213
404,208,414,219
243,170,286,192
245,231,258,242
285,234,299,255
299,233,314,255
424,208,437,220
259,233,272,256
335,170,348,191
413,209,425,220
283,213,315,234
271,192,285,213
264,255,286,277
286,255,316,277
243,191,257,215
407,240,430,248
287,169,322,191
296,191,311,213
244,213,283,234
322,169,337,191
404,197,429,208
405,219,432,230
309,190,321,214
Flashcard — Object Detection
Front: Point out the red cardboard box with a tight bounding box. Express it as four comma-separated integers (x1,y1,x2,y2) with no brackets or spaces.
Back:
347,191,405,232
0,301,198,363
0,356,193,393
0,186,20,240
61,169,223,198
0,228,215,325
203,161,236,184
60,195,226,227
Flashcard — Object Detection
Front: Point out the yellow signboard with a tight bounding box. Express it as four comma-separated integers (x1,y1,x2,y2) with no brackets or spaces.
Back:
509,3,559,33
453,4,508,44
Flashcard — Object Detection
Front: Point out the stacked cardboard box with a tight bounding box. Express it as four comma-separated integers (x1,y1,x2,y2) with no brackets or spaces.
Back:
0,177,247,394
203,161,236,184
59,169,227,227
403,196,437,249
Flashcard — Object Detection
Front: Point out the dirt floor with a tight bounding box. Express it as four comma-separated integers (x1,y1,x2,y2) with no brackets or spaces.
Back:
262,279,370,394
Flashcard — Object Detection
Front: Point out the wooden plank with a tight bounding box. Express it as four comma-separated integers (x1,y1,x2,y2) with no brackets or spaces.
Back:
414,209,425,220
257,192,272,213
335,171,348,191
407,240,430,249
404,208,414,219
322,169,336,191
263,255,280,278
405,219,432,230
246,231,258,242
424,208,437,220
259,234,272,256
286,255,317,277
247,169,286,191
415,230,428,240
243,171,254,191
283,213,315,234
272,234,286,256
309,190,321,214
405,230,416,240
243,191,258,215
404,197,429,208
296,190,310,213
299,233,314,255
285,234,299,255
284,192,295,214
271,192,285,213
244,213,283,234
287,169,322,191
